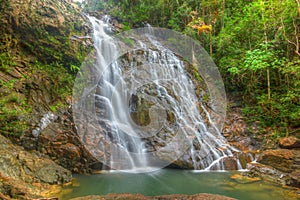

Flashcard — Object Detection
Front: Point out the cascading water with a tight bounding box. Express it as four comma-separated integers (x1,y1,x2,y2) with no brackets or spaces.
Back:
73,15,244,172
87,16,149,171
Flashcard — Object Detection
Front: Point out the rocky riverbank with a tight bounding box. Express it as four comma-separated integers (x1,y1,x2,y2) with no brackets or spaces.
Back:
223,103,300,188
244,140,300,188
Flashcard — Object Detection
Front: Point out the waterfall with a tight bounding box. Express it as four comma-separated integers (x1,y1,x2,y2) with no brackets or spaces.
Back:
87,15,150,171
73,15,243,173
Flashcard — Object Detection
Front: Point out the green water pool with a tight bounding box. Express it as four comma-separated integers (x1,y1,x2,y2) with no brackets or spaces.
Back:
59,169,298,200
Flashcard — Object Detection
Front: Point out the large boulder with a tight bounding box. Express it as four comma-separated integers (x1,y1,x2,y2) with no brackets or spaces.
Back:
0,134,71,199
245,162,300,188
36,109,101,173
257,149,294,173
245,149,300,188
279,136,300,149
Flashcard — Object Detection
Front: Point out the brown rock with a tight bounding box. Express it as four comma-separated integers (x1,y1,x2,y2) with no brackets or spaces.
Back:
230,174,261,183
37,119,99,173
290,170,300,188
0,135,71,199
237,152,254,169
258,149,294,172
247,150,300,187
223,157,238,170
279,136,300,149
229,137,254,151
245,162,292,186
0,0,91,140
59,143,81,158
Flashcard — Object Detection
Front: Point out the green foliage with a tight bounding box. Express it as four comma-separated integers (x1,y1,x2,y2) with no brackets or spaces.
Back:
0,59,75,137
70,64,81,73
193,70,202,83
0,51,16,73
168,2,192,31
213,0,300,132
121,37,135,46
92,0,300,134
49,102,64,113
33,61,74,100
122,22,132,31
83,0,107,12
0,92,31,136
0,79,17,90
233,42,299,128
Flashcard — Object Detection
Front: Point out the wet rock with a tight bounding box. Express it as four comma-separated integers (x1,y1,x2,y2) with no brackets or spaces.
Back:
258,149,294,173
1,0,91,65
243,163,285,185
290,170,300,188
223,108,247,138
35,163,71,184
229,136,258,152
223,157,238,170
237,152,255,169
223,107,260,151
230,174,261,184
279,136,300,149
168,156,194,169
245,163,292,186
244,149,300,188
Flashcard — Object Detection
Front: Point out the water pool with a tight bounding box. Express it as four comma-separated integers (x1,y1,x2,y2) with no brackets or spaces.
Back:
59,169,298,200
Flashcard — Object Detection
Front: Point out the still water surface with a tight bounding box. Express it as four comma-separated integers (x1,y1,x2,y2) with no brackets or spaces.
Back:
60,169,298,200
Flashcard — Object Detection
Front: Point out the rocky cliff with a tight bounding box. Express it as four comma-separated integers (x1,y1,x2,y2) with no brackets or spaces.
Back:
1,0,90,122
0,0,98,198
0,0,100,173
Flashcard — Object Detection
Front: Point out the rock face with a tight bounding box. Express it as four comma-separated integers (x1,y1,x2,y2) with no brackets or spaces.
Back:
0,0,99,174
0,0,91,135
0,1,298,198
1,0,90,66
223,106,260,151
0,134,72,199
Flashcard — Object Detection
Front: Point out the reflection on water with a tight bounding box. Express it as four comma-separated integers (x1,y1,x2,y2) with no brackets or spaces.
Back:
59,169,298,200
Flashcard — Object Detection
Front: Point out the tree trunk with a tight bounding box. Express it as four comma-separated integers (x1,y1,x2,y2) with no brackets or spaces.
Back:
261,0,271,101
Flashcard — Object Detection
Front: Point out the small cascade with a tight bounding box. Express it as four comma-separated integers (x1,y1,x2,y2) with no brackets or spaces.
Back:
32,112,57,138
74,15,246,172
